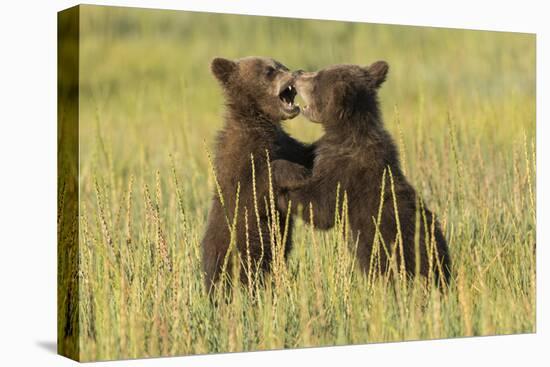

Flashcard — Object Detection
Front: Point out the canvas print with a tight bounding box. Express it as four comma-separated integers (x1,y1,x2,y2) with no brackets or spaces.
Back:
57,5,536,362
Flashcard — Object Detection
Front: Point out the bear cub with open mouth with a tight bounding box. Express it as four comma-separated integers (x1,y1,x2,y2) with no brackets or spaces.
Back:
202,56,314,292
273,61,452,285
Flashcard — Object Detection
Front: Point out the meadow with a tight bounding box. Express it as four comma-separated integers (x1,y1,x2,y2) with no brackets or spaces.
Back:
59,5,536,361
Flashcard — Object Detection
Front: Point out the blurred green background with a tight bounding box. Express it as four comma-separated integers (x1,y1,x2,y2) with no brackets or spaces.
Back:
79,5,535,173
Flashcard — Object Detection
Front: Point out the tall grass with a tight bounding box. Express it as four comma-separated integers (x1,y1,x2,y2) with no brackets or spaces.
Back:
68,5,536,361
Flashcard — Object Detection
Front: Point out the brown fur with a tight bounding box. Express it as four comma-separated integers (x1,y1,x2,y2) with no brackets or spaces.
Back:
201,56,314,292
273,61,451,285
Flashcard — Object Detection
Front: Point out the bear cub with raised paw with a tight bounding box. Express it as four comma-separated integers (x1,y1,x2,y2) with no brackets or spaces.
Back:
273,61,452,285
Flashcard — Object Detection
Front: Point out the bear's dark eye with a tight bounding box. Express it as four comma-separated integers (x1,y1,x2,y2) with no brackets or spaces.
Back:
265,66,276,78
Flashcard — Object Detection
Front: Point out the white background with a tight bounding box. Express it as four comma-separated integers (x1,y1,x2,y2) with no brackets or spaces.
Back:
0,0,547,365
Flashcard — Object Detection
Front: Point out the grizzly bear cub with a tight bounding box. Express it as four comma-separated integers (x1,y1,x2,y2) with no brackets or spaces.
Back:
202,56,314,292
273,61,451,285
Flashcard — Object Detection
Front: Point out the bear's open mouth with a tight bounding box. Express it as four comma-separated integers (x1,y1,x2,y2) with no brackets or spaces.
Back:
278,83,298,111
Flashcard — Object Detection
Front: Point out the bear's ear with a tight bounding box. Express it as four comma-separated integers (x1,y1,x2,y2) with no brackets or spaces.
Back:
366,60,389,88
211,57,237,85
